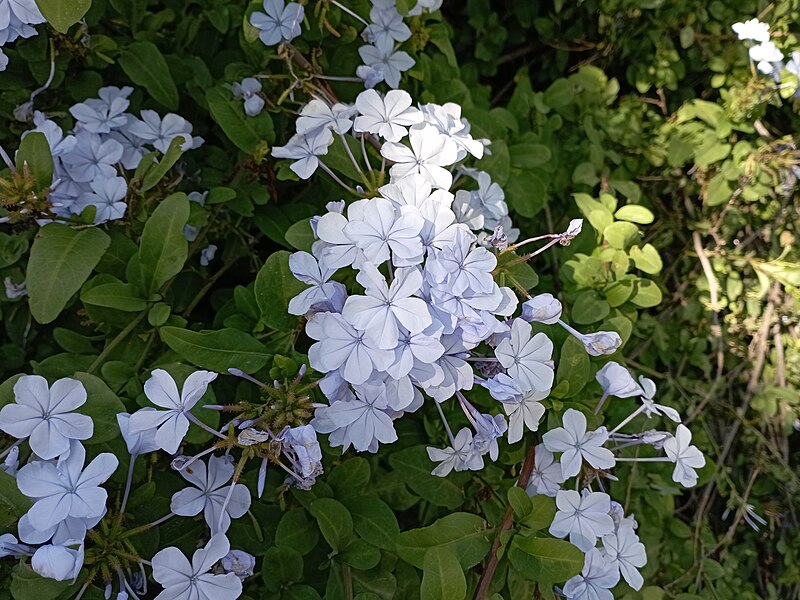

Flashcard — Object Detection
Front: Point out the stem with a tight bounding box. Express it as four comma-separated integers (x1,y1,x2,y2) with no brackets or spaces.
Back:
472,445,537,600
0,144,15,171
614,456,672,462
121,513,175,538
506,232,561,253
609,405,646,435
434,399,456,447
119,454,137,517
187,412,227,440
0,438,23,461
317,160,357,194
87,311,147,375
339,132,365,178
360,134,372,173
328,0,369,25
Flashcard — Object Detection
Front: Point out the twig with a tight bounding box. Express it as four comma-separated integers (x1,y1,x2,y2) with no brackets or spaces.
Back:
692,231,724,381
472,445,537,600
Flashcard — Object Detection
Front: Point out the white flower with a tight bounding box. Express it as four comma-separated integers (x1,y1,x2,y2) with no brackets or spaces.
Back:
503,388,547,444
595,362,643,399
358,38,415,89
232,78,265,117
549,490,615,552
494,319,554,393
353,89,423,142
170,455,251,534
221,549,256,582
280,424,323,479
287,250,346,315
31,540,84,583
638,376,680,423
0,375,93,460
562,548,620,600
521,293,562,324
343,197,424,266
16,442,118,531
663,424,705,487
250,0,304,46
381,124,459,189
602,526,647,590
749,41,783,74
732,19,770,43
117,411,160,456
426,427,479,476
128,369,218,455
342,264,431,349
542,409,615,478
152,534,242,600
272,130,334,179
296,100,355,136
579,330,622,356
526,444,565,497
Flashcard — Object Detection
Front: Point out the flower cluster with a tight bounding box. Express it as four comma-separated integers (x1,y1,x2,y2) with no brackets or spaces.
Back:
733,17,800,83
277,80,707,597
16,86,202,224
0,0,45,72
0,376,118,583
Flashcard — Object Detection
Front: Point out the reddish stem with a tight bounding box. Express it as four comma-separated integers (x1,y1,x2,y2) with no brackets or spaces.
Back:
472,445,537,600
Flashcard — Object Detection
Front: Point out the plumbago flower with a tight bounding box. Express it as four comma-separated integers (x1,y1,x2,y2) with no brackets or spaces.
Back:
271,80,705,599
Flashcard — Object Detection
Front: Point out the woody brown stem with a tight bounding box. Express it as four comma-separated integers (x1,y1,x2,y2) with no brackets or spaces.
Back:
472,445,537,600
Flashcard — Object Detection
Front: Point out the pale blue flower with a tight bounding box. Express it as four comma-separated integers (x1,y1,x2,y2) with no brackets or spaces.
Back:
31,540,84,583
494,319,554,393
250,0,304,46
358,38,415,89
69,86,133,134
129,110,203,153
343,197,424,266
74,175,128,223
550,490,615,552
287,251,347,315
542,408,615,478
562,548,620,600
364,5,411,47
151,534,242,600
312,383,397,452
16,442,118,531
232,78,265,117
62,132,123,183
353,89,422,142
426,228,496,295
272,129,334,179
0,375,93,460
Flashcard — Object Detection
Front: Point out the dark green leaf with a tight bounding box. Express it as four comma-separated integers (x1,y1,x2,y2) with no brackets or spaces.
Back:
34,0,91,33
159,327,271,374
396,512,492,570
137,193,190,296
255,250,306,331
16,132,53,189
119,41,179,110
508,536,583,583
421,547,466,600
309,498,354,551
206,86,274,154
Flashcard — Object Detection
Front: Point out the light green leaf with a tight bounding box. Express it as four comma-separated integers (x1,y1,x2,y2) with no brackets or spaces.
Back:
507,486,532,520
603,221,640,250
139,136,185,192
421,547,466,600
118,41,179,110
16,132,53,189
509,144,552,168
395,512,492,570
346,496,400,551
630,244,663,274
34,0,91,33
508,536,583,583
556,335,591,396
27,224,111,324
137,193,190,296
629,278,663,308
614,205,654,225
520,496,557,531
309,498,354,551
285,219,315,251
159,327,270,374
570,290,610,325
0,470,32,527
10,564,70,600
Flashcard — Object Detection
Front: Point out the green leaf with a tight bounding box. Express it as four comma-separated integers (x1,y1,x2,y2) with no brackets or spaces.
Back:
509,144,552,168
118,41,179,110
507,486,532,520
0,232,28,268
520,496,557,531
148,302,171,327
508,537,583,583
16,132,53,189
388,445,464,509
276,508,319,555
421,547,466,600
629,278,663,308
262,545,303,588
285,219,315,251
206,86,274,154
255,250,306,331
137,193,190,296
614,205,654,225
704,173,733,206
630,244,663,274
138,136,185,192
309,498,354,551
603,221,639,250
10,564,70,600
27,224,111,324
396,512,492,570
556,335,591,396
159,327,270,374
340,539,382,570
81,282,148,311
346,496,400,551
328,458,371,499
0,469,32,527
73,372,126,444
34,0,91,33
570,290,609,325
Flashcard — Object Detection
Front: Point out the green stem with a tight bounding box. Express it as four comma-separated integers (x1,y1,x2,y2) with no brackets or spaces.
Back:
87,310,148,375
